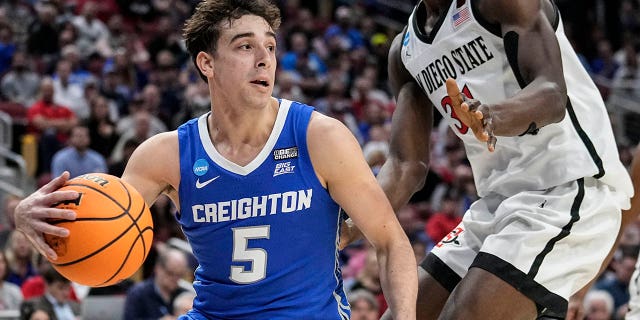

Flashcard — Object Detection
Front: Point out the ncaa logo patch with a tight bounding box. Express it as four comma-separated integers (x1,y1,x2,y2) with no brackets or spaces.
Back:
436,227,464,247
193,159,209,176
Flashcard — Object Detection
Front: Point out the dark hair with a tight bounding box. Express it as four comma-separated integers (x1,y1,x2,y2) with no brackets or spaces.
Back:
20,301,53,320
183,0,281,82
42,266,70,285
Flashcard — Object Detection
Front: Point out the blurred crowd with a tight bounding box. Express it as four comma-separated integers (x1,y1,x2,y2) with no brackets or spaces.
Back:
0,0,638,319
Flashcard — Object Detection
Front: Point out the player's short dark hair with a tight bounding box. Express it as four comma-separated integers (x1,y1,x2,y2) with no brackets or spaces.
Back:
183,0,281,82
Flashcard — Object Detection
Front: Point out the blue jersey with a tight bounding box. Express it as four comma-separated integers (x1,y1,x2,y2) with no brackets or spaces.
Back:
177,99,350,320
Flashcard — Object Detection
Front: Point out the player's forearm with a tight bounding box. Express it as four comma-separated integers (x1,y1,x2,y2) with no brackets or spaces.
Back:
490,78,566,137
377,157,428,212
376,235,418,320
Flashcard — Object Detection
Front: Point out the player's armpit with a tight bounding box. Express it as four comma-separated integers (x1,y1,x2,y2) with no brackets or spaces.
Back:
122,131,181,208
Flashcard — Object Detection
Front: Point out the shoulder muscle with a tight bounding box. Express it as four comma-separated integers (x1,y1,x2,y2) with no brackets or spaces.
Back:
122,131,180,206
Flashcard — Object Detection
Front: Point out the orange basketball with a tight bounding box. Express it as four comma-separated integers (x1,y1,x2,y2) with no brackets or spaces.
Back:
44,173,154,287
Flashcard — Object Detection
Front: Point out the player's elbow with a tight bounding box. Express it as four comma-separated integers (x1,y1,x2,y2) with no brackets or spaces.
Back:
544,81,567,124
399,159,429,192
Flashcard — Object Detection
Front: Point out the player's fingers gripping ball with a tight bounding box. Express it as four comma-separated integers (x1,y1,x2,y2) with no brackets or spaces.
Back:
44,173,154,287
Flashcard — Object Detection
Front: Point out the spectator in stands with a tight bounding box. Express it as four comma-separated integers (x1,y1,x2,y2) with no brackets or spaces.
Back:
1,51,41,107
425,191,462,245
273,70,307,103
71,2,109,58
350,75,391,121
111,109,154,163
116,85,167,137
26,3,59,61
1,0,35,48
594,250,637,319
99,66,129,114
50,124,107,178
312,77,348,114
86,95,119,159
583,290,614,320
348,289,380,320
345,248,387,317
27,77,77,178
57,20,77,46
0,23,17,75
172,291,196,317
324,6,365,52
20,301,53,320
4,230,36,287
22,267,80,320
146,15,184,64
172,80,209,128
123,248,189,320
52,59,88,120
280,31,327,96
108,138,139,177
21,255,79,303
0,250,23,310
0,195,21,248
358,100,390,143
613,43,640,94
59,45,92,87
152,49,184,129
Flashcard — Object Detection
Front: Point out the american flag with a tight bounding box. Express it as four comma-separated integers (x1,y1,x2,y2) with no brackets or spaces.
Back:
453,6,471,29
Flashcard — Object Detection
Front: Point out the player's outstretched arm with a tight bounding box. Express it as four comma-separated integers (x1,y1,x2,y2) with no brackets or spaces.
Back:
340,32,434,247
14,171,78,260
450,0,567,151
121,131,180,209
378,32,434,212
307,112,418,320
338,33,433,249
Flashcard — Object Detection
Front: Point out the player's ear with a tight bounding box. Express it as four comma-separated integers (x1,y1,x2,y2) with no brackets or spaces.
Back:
196,51,214,78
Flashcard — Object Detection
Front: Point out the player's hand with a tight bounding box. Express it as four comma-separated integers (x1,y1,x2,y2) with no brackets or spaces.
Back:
445,78,497,152
565,291,586,320
14,171,77,260
338,217,363,249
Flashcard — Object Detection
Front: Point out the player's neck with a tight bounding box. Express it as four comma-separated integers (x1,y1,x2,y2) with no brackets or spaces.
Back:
424,0,450,14
206,97,279,162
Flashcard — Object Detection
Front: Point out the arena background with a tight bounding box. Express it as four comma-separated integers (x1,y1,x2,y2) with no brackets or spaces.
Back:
0,0,639,319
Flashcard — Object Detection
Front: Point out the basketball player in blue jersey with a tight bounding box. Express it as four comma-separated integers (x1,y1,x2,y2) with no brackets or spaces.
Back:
12,1,419,319
341,0,634,319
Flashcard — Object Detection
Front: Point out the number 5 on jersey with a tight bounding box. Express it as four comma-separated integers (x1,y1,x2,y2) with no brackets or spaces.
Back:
230,226,270,284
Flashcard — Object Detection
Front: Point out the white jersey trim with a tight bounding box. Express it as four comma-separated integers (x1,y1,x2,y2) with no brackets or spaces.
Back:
197,99,292,176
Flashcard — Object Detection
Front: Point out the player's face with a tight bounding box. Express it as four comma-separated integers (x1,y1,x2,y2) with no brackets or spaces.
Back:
212,15,277,107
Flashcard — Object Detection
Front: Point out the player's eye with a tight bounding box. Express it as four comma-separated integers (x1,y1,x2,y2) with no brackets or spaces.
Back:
239,44,251,50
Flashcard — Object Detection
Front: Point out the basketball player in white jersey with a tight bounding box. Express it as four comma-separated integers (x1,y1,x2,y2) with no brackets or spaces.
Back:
373,0,633,319
12,1,418,319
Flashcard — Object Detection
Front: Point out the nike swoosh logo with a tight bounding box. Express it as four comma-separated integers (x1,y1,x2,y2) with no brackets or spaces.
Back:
195,176,220,189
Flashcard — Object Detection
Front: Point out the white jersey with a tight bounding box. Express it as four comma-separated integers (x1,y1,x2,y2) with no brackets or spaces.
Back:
400,0,632,205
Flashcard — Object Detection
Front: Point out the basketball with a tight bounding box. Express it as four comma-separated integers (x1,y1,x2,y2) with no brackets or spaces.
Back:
43,173,154,287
